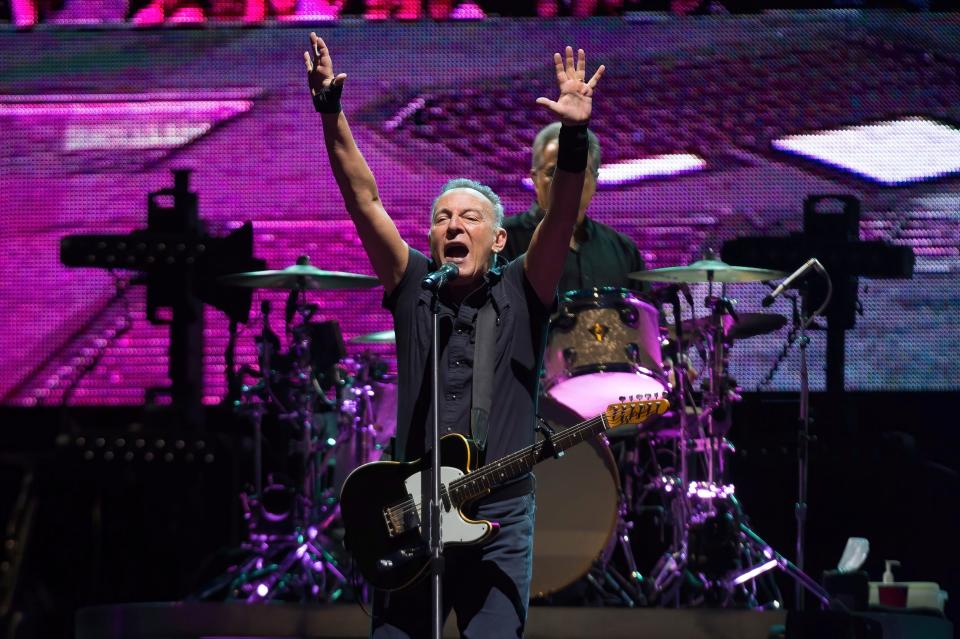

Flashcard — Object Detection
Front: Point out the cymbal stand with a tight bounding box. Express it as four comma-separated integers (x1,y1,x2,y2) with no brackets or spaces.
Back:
246,289,347,602
647,278,756,605
646,280,704,604
608,497,647,605
198,292,348,603
697,284,834,610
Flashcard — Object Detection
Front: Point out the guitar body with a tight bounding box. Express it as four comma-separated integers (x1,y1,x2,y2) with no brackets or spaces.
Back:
339,433,494,591
339,399,669,592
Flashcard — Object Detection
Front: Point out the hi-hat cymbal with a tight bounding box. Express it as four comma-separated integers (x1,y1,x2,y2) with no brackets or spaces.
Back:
669,312,788,342
219,264,380,290
727,313,788,340
351,329,396,344
629,259,786,284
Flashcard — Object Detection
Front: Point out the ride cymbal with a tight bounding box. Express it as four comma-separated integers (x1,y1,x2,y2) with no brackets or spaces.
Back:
219,264,380,290
629,259,786,284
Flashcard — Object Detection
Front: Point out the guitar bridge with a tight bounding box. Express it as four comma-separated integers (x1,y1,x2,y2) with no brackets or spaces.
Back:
383,499,420,538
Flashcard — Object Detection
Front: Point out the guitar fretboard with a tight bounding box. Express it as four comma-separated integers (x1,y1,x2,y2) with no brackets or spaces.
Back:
446,413,608,505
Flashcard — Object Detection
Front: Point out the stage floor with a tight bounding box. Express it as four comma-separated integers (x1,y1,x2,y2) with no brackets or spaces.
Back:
76,601,788,639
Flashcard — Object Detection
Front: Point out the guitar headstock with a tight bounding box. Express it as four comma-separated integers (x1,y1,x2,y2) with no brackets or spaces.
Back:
604,395,671,428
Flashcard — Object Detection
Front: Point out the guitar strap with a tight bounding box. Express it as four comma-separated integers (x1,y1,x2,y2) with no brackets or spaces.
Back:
470,298,497,453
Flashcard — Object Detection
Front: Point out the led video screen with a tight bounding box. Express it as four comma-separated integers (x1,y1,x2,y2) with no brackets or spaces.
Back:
1,14,958,407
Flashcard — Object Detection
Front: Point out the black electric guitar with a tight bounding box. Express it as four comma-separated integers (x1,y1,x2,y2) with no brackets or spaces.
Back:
338,397,669,591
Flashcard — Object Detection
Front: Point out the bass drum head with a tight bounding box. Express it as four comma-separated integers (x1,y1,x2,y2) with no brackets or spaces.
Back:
530,397,620,599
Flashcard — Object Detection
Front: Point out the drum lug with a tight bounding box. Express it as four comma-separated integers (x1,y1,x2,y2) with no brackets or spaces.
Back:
554,309,577,330
562,347,577,369
624,342,640,364
618,307,639,326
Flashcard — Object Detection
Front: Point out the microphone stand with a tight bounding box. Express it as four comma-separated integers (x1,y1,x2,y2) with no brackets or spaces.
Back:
775,267,831,611
429,289,444,639
792,285,810,610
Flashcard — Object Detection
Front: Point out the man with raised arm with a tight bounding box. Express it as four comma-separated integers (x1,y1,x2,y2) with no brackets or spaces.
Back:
501,122,646,294
304,33,604,638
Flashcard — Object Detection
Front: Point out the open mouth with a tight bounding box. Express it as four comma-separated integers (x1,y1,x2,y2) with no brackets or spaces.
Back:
443,242,469,263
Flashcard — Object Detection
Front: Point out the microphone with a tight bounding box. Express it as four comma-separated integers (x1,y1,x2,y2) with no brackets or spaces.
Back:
762,258,823,308
421,262,460,291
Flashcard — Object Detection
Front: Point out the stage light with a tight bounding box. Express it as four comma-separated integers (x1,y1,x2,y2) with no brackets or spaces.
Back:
772,117,960,185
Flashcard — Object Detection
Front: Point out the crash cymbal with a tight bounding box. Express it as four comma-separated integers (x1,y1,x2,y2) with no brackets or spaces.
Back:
669,312,788,342
629,259,786,284
350,329,396,344
219,264,380,290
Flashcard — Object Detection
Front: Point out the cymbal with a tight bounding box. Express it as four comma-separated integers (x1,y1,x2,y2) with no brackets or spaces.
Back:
669,312,788,342
219,264,380,290
727,312,788,340
629,259,786,284
350,329,396,344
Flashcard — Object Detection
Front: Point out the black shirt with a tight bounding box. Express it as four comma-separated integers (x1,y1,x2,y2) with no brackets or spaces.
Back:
501,204,645,294
383,247,554,464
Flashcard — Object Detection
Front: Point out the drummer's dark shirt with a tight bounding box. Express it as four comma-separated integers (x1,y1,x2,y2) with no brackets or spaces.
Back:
501,204,645,294
383,246,554,464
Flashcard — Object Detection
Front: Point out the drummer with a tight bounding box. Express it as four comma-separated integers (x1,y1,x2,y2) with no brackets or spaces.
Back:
501,123,645,292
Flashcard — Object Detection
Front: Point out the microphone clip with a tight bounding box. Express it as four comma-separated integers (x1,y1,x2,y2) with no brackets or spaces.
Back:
422,262,460,292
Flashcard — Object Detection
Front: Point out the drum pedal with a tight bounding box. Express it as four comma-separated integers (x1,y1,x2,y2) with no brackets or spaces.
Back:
535,418,564,459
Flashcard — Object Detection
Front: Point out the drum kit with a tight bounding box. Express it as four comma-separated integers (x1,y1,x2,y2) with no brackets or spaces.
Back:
198,250,823,610
530,252,805,607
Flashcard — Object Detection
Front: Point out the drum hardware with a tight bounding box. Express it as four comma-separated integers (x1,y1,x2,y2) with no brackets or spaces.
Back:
602,498,648,607
199,257,382,603
636,252,838,610
758,259,834,610
328,353,398,493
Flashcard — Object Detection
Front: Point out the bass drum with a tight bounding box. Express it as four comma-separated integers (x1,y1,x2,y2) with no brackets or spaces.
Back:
530,397,621,599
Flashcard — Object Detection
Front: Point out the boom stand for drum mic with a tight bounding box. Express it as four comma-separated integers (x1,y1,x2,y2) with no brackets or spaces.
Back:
770,264,832,611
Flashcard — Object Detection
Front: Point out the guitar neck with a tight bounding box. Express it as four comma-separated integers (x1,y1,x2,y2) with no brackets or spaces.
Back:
447,413,608,505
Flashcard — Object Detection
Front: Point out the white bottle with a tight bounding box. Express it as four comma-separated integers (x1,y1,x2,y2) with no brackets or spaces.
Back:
882,559,900,584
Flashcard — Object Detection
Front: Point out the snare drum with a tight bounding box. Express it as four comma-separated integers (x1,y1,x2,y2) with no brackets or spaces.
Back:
544,288,668,420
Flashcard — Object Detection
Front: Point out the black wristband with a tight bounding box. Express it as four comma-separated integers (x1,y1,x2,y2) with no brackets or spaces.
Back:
312,82,343,114
556,123,589,173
